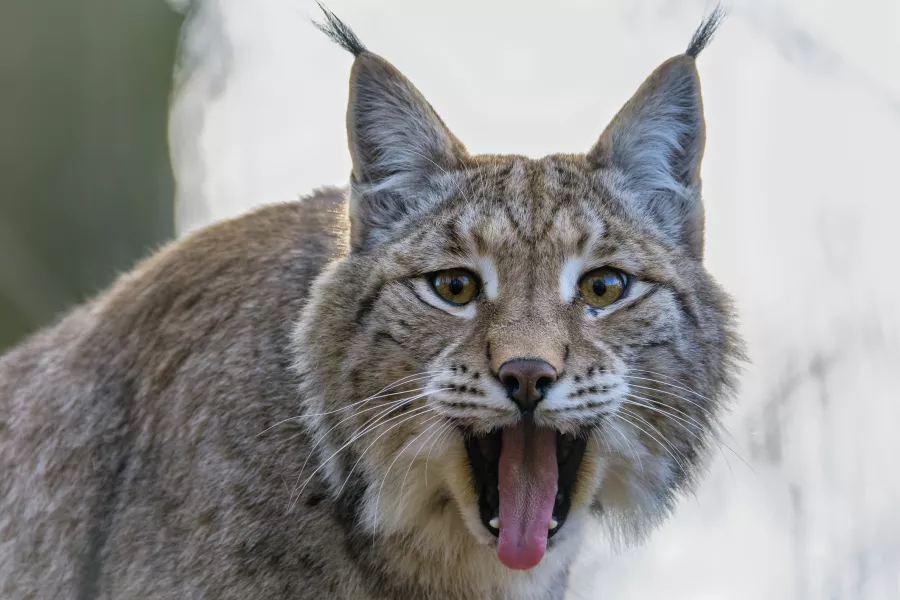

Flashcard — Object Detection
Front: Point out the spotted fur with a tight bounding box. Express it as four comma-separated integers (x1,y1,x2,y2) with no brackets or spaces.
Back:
0,7,740,600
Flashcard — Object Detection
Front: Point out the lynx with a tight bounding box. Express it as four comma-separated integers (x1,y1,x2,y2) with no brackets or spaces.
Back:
0,7,740,599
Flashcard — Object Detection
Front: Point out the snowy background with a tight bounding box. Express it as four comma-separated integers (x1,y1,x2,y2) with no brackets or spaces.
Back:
167,1,900,597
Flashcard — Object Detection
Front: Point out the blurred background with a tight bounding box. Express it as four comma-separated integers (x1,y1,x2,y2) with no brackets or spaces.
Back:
0,1,181,347
2,0,898,598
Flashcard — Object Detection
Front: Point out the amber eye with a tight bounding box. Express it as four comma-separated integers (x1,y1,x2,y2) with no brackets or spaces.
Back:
430,269,480,306
578,267,628,309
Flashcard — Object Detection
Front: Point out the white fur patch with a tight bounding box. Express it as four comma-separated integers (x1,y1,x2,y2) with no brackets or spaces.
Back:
559,257,585,304
541,380,574,411
470,256,499,300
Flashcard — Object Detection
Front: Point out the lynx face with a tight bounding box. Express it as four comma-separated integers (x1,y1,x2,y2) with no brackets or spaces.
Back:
295,9,739,573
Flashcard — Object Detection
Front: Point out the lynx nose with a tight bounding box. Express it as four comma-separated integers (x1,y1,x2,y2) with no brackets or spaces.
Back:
497,359,558,413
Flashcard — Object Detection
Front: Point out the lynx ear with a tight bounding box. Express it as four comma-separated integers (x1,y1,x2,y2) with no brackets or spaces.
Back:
588,55,707,256
314,5,468,250
345,53,468,250
588,8,725,257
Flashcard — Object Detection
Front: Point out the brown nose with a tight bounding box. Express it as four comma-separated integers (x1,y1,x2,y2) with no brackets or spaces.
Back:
497,359,558,413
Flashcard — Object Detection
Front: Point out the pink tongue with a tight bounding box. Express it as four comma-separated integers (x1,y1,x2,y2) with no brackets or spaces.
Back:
496,420,558,570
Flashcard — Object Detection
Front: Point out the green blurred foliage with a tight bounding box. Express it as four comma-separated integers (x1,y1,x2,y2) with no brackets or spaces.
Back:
0,1,183,350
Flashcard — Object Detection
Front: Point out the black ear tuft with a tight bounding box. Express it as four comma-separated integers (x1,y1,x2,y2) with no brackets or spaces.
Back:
686,4,727,58
312,2,367,57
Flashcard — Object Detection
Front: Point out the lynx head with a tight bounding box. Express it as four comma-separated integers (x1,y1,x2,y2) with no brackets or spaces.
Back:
295,6,740,573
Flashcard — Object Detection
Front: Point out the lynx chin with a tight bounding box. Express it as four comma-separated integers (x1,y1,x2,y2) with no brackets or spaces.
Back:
0,6,741,599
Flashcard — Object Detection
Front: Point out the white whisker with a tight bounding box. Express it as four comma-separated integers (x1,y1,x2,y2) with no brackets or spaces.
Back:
397,419,452,513
289,389,449,511
291,403,435,511
621,397,717,471
376,416,446,532
425,422,455,488
257,370,446,437
287,392,422,507
625,382,716,418
325,387,454,500
598,419,644,475
625,380,748,456
617,408,688,474
623,368,715,403
334,405,441,505
627,393,752,473
623,396,705,435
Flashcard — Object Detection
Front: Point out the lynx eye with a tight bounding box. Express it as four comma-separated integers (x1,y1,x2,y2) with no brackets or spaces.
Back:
578,267,628,309
430,269,479,306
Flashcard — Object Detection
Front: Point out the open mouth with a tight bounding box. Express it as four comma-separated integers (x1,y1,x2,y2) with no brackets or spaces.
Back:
463,419,587,570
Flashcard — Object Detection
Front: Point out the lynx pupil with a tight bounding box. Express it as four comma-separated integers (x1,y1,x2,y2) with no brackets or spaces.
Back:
578,267,627,308
431,269,478,306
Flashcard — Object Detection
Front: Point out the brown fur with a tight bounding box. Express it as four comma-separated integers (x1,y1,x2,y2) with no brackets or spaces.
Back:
0,10,740,600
